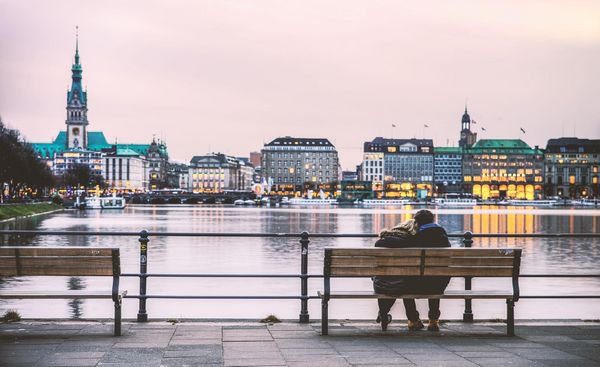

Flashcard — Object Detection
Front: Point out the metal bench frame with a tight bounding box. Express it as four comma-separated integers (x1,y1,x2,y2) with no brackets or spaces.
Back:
0,247,126,336
319,247,522,336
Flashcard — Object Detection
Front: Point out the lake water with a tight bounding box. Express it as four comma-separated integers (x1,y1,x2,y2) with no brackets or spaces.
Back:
1,205,599,321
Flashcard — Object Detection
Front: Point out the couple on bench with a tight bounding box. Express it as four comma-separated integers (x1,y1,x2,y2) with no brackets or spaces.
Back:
373,209,450,332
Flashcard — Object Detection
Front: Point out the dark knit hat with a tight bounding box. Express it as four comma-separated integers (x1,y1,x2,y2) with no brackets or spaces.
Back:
414,209,434,225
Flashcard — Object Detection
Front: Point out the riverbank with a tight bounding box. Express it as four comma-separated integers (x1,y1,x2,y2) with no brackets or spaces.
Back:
0,203,62,221
1,320,599,366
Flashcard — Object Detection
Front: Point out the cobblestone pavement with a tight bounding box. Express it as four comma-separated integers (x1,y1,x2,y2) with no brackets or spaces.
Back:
1,320,599,366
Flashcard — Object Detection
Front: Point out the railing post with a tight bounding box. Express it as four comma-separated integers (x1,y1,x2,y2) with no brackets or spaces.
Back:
299,231,310,323
462,231,474,322
137,230,149,322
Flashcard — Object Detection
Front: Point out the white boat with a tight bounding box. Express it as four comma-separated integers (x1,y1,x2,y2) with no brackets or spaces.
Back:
243,199,257,205
234,199,245,205
289,198,337,205
361,199,411,206
507,199,557,206
85,196,126,209
280,197,290,205
434,198,478,206
571,199,599,207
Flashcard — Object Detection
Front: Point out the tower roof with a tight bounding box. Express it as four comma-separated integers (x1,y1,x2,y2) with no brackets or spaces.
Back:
461,105,470,123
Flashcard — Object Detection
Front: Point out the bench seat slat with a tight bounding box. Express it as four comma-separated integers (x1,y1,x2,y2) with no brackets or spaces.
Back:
0,248,114,256
1,291,115,299
318,290,515,299
425,257,514,266
330,249,423,257
330,266,421,276
331,257,421,266
424,267,513,277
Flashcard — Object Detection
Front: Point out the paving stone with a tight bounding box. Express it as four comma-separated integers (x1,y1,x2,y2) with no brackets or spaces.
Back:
160,359,222,367
455,351,517,358
345,356,413,365
224,358,286,366
169,338,222,345
45,358,101,366
287,361,351,367
509,347,584,360
465,357,546,366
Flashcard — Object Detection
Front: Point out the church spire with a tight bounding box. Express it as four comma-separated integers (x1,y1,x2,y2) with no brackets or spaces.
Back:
74,25,80,65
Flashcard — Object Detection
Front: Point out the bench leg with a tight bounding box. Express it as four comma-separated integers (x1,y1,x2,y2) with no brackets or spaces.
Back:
321,299,329,336
114,299,122,337
506,299,515,337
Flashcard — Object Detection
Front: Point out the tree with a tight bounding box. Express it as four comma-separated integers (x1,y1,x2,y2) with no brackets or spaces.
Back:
0,116,54,201
62,164,106,190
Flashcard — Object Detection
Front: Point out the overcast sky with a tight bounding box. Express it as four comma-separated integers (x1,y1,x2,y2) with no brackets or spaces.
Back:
1,1,599,169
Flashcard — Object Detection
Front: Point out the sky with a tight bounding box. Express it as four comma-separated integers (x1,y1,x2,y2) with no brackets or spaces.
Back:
1,1,599,169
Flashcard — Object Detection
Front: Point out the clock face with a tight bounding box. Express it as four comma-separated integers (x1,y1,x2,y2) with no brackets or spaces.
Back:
73,128,80,136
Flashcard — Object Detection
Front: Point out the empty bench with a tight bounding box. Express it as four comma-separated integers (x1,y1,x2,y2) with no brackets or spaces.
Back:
319,247,522,336
0,247,126,336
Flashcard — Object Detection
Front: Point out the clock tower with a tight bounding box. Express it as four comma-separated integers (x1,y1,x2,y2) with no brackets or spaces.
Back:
458,105,477,148
65,28,89,150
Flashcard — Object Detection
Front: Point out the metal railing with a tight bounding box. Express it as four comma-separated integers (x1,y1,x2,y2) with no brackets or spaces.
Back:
1,230,600,323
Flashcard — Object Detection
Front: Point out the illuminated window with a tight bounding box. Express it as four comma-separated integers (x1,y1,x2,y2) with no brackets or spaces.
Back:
569,175,576,184
387,147,397,153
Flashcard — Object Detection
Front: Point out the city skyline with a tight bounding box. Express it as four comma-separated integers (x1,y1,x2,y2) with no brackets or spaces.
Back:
1,1,599,169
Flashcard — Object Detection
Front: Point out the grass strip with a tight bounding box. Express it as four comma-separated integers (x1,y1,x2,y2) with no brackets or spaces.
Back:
0,203,62,221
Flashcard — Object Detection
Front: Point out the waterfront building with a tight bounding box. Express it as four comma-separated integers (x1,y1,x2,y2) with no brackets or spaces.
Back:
261,137,339,190
102,147,148,192
167,162,190,190
544,138,600,198
459,106,477,148
462,139,544,200
189,153,253,193
433,147,463,195
362,137,434,198
31,33,168,191
249,152,262,168
146,139,169,190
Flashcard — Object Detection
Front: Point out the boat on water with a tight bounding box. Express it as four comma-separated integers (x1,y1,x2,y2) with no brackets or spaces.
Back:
361,199,411,206
433,198,478,207
234,199,257,205
507,199,558,206
85,196,126,209
289,198,337,205
571,199,599,207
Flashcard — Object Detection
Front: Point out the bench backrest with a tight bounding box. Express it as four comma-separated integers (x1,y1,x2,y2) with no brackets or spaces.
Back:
325,248,521,278
0,247,120,277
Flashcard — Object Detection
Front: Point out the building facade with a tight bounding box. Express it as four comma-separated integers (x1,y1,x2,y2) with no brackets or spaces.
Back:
102,148,148,191
462,139,544,200
31,34,168,192
433,147,463,195
362,138,434,198
544,138,600,198
189,153,253,193
261,137,339,188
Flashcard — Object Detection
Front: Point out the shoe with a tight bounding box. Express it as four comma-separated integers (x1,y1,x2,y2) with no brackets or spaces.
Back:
427,319,440,331
407,319,424,331
376,312,392,331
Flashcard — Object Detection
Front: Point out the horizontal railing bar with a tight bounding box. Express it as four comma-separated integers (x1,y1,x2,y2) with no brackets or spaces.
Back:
124,295,317,299
121,273,600,278
121,294,600,299
121,273,314,278
520,296,600,299
1,230,600,238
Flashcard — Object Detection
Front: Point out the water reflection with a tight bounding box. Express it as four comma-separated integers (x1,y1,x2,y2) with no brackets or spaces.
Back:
1,205,599,319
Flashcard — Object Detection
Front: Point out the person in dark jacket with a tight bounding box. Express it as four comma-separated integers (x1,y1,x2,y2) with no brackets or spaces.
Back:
373,209,451,331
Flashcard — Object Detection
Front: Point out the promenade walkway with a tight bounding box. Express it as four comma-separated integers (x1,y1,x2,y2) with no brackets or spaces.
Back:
1,320,599,366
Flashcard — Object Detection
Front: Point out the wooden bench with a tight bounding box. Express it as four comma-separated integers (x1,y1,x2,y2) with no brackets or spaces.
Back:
0,247,126,336
319,247,522,336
